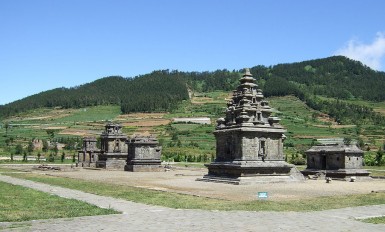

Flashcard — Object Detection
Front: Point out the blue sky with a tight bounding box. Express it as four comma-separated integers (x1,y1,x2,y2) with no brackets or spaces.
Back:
1,0,385,105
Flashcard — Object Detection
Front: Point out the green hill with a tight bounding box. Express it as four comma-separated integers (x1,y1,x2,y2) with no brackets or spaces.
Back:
2,56,385,164
0,73,189,118
1,56,385,126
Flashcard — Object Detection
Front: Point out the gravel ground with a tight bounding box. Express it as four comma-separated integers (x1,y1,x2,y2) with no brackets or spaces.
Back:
3,164,385,201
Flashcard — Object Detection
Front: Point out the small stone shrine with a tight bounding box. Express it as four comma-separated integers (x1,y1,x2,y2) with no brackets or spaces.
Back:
77,137,101,167
198,68,304,184
124,135,162,172
96,123,128,169
302,143,370,180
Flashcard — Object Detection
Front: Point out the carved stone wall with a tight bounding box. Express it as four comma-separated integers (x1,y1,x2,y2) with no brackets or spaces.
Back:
303,144,370,179
199,69,304,184
125,135,162,172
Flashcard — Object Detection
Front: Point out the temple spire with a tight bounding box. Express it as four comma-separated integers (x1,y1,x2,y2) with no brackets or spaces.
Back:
244,68,251,76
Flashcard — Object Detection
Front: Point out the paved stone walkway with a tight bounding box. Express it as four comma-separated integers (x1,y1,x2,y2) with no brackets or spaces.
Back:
1,174,385,232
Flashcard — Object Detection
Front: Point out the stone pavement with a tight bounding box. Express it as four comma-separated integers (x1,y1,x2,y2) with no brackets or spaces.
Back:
1,174,385,232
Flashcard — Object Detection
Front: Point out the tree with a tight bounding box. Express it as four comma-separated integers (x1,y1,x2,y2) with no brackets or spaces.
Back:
171,133,179,141
343,137,352,145
23,151,27,162
48,152,55,162
42,139,49,152
15,144,23,155
357,137,365,149
376,148,384,166
61,152,65,163
53,143,59,155
27,141,34,153
37,152,41,162
46,129,57,139
4,122,10,137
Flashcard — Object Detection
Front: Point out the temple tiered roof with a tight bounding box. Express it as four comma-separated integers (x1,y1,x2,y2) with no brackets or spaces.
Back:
217,68,281,129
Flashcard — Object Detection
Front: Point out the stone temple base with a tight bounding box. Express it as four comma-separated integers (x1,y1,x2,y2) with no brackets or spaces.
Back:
76,162,97,168
95,159,126,170
124,159,163,172
197,161,305,185
302,169,371,181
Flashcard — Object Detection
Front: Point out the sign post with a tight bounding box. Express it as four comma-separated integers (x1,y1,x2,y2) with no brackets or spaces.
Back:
257,192,268,200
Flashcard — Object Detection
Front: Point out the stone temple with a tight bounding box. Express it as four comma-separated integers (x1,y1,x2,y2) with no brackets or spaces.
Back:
77,137,101,167
302,143,370,180
96,123,128,169
124,135,162,172
199,68,304,184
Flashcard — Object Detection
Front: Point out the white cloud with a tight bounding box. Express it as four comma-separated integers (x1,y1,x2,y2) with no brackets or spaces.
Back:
334,32,385,70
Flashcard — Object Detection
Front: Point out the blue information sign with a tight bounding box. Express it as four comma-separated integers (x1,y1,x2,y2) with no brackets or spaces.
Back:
257,192,268,199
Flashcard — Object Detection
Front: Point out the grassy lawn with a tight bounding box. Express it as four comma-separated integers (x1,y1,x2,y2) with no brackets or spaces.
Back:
4,172,385,212
0,167,26,173
172,162,208,168
53,105,121,123
0,159,77,164
364,166,385,177
0,181,118,222
360,216,385,224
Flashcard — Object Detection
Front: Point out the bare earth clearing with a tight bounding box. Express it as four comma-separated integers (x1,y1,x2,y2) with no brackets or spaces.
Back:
4,165,385,202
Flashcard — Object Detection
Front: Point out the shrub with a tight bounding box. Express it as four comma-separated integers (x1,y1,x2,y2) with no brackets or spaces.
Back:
47,153,55,162
61,152,65,163
15,144,23,155
23,151,27,162
363,152,376,166
376,149,385,166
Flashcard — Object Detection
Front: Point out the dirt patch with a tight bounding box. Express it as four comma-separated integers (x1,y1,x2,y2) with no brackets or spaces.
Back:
374,108,385,116
43,126,68,130
122,119,170,127
191,97,213,104
116,113,167,120
316,114,337,124
12,165,385,202
313,124,356,129
293,135,337,139
58,129,100,136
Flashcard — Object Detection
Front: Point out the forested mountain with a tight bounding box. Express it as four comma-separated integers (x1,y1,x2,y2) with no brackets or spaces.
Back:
1,56,385,124
259,56,385,101
0,72,189,118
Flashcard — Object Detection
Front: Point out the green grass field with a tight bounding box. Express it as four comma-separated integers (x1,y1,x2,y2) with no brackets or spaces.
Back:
360,216,385,224
0,181,118,222
52,105,121,123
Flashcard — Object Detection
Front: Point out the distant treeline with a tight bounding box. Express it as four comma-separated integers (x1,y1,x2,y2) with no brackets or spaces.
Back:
1,56,385,126
0,72,189,117
260,56,385,101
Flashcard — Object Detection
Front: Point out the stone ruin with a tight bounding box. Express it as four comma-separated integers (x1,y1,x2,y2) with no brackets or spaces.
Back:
302,142,370,180
76,122,163,171
124,135,162,172
77,137,101,167
96,123,128,169
198,68,304,184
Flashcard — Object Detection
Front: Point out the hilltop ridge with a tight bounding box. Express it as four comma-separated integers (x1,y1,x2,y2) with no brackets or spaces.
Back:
1,56,385,120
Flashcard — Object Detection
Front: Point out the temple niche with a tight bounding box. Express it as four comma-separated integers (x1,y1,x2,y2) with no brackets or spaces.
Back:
77,137,101,167
96,123,128,170
124,135,162,172
199,68,304,184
